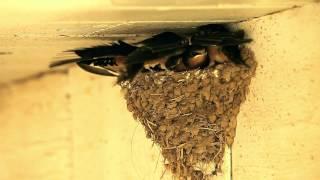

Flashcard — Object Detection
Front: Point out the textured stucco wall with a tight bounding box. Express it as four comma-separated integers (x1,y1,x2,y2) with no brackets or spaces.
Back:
0,2,320,180
0,72,71,180
0,69,171,180
233,3,320,180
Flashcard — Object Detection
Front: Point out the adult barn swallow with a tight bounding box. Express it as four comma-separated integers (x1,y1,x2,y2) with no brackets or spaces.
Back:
50,40,137,77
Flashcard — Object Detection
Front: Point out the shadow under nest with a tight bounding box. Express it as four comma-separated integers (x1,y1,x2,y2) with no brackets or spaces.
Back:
122,47,256,179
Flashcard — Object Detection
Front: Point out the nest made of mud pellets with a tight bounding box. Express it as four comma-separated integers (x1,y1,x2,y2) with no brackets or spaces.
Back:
121,47,256,179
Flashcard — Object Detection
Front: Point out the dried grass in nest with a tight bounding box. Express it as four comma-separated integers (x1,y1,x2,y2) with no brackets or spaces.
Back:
121,47,257,179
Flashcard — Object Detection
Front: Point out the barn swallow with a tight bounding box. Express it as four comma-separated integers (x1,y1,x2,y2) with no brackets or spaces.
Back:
183,46,208,69
49,33,189,82
207,46,228,64
49,40,137,78
206,45,248,66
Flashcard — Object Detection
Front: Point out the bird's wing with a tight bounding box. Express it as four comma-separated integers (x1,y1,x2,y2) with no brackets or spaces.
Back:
136,32,185,47
196,24,229,33
126,32,187,65
71,40,137,58
221,46,249,66
50,41,136,68
192,30,252,47
126,46,186,65
49,58,94,68
76,62,118,76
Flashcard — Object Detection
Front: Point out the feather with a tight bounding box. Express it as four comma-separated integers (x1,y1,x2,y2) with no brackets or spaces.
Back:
197,24,229,33
70,40,136,58
49,58,93,68
221,46,248,65
136,32,185,47
76,63,118,76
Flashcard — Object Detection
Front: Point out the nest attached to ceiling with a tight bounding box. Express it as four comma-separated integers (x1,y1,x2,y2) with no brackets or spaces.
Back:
121,47,256,179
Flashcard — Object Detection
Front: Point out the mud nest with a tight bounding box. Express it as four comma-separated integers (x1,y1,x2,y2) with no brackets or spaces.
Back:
121,47,256,179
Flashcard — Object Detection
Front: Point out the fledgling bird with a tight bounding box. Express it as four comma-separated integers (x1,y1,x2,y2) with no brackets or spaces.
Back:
207,46,228,64
49,24,253,83
164,55,187,72
183,46,208,69
192,24,252,66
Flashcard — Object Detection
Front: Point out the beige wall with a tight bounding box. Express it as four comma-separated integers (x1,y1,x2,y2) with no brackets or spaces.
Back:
233,4,320,179
0,69,172,180
0,2,320,180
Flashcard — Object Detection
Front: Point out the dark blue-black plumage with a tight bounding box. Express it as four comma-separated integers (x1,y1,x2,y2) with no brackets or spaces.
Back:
50,24,252,83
